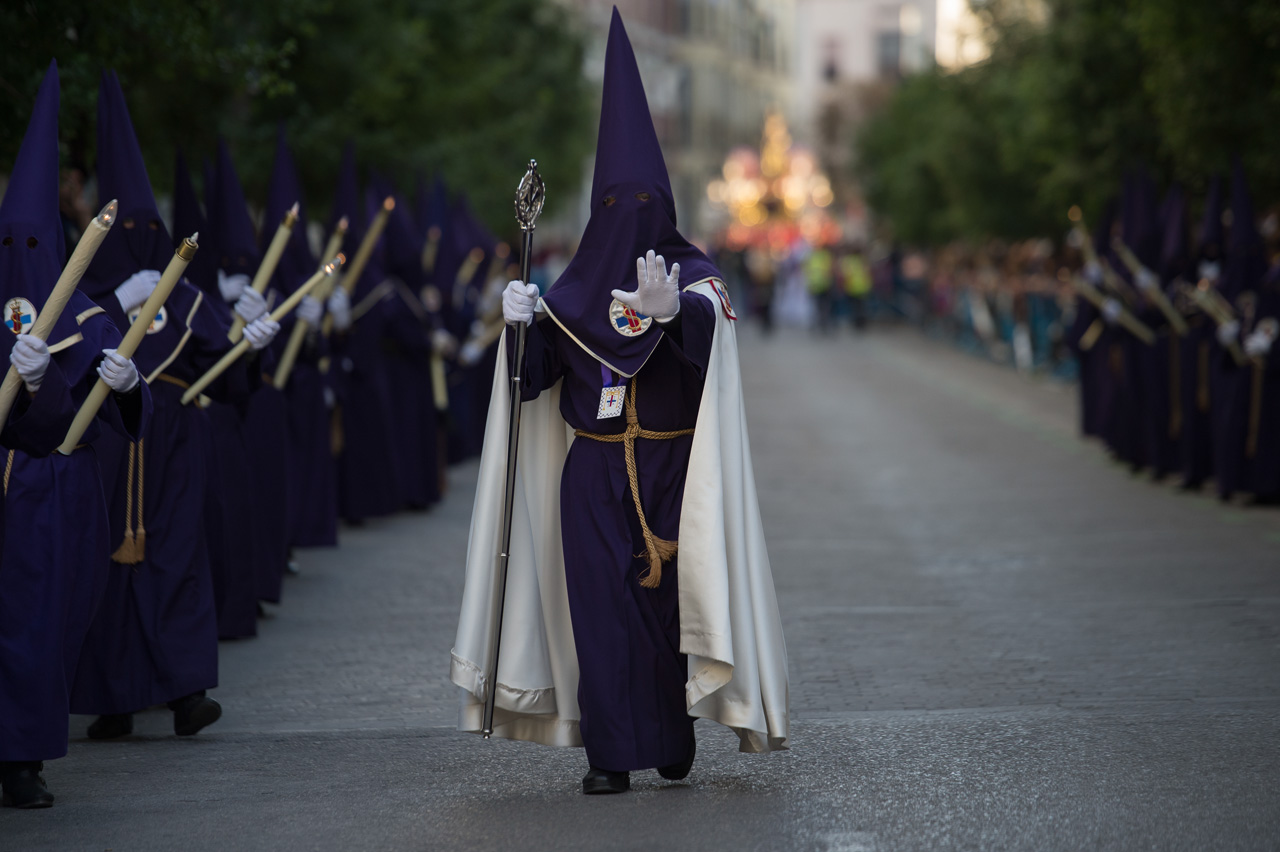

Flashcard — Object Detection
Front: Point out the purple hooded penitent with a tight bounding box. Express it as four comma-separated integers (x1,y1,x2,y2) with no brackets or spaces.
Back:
173,149,218,294
81,71,172,302
1159,184,1190,283
264,125,314,294
210,138,260,283
0,60,79,344
540,7,719,377
1222,158,1266,302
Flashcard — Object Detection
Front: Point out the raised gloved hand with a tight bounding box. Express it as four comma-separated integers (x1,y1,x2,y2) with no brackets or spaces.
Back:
243,316,280,351
1134,269,1160,293
234,287,267,324
502,279,539,325
114,269,162,314
1216,319,1241,348
613,250,680,321
432,328,457,356
1198,260,1221,283
218,269,250,304
97,348,140,393
459,340,483,366
327,287,352,332
10,334,49,392
296,295,323,327
1101,298,1123,325
1244,331,1273,358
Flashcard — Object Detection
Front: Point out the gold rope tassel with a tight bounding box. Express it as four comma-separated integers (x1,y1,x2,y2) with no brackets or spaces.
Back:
111,441,145,565
574,380,693,589
1246,362,1265,460
134,439,146,559
3,449,14,497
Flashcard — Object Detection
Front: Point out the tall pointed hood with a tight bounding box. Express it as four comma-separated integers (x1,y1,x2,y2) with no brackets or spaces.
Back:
328,142,370,296
83,70,172,299
173,148,217,294
264,124,314,295
1158,183,1190,283
1222,158,1266,301
540,6,719,377
0,60,76,339
1197,176,1225,264
209,138,259,285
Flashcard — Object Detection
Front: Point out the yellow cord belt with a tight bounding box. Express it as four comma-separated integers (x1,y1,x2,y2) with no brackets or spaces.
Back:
573,380,693,589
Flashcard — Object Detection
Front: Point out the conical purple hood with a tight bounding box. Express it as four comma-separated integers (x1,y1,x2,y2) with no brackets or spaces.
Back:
1158,183,1190,283
1119,167,1160,269
83,70,171,299
1222,158,1266,301
264,125,314,295
173,148,216,294
541,7,719,377
0,60,76,338
327,142,368,294
383,191,424,291
1197,176,1224,262
210,138,259,282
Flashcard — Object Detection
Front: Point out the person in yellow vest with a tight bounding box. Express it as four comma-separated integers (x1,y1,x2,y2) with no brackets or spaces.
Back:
840,246,872,330
804,245,834,334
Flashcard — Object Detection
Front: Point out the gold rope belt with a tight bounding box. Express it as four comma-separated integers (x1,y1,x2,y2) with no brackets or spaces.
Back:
153,373,190,389
573,379,693,589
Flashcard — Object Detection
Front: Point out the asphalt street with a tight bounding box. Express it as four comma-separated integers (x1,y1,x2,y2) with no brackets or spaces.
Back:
4,326,1279,851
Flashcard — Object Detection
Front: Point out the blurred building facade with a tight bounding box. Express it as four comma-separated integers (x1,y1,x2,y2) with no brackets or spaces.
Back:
557,0,795,241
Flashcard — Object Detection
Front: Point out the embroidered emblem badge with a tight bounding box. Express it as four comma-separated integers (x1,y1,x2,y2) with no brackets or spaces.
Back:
4,297,37,335
609,298,652,337
128,305,168,335
710,279,737,321
598,385,626,419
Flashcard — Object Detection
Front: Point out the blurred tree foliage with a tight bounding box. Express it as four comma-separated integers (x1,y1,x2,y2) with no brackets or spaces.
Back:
0,0,593,233
856,0,1280,246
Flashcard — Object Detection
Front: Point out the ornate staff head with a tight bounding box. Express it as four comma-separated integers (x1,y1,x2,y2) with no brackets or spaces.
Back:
514,159,546,233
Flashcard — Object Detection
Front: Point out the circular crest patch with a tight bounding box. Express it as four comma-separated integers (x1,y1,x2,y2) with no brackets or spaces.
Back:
128,305,168,335
609,298,652,337
710,278,738,321
4,297,37,335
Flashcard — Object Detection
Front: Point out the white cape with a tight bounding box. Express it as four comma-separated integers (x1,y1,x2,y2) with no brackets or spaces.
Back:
449,280,789,753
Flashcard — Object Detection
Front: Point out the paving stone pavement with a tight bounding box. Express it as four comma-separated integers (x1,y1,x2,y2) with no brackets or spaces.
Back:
4,326,1279,850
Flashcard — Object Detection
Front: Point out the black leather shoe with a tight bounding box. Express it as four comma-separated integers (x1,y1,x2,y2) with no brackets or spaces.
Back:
582,767,630,795
87,713,134,740
1,762,54,809
170,693,222,736
658,734,696,781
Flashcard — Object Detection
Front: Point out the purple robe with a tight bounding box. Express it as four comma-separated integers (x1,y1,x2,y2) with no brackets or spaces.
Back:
514,291,715,772
71,282,243,714
2,298,150,759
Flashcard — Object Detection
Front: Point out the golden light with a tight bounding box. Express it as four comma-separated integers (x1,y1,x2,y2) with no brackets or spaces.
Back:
1067,205,1083,223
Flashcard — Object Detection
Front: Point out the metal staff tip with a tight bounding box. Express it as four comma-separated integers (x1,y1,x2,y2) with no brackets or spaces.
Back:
515,159,546,232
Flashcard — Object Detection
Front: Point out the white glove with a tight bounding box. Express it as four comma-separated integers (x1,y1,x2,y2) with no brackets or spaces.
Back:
327,288,352,332
97,348,140,393
1134,269,1159,293
296,295,323,327
1198,260,1221,283
10,334,49,392
114,269,162,314
1244,331,1273,358
502,279,539,325
613,250,680,321
432,328,457,356
1083,261,1103,287
323,386,336,409
1101,298,1123,325
459,340,483,366
1217,319,1241,348
218,269,250,304
243,316,280,351
234,287,267,324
